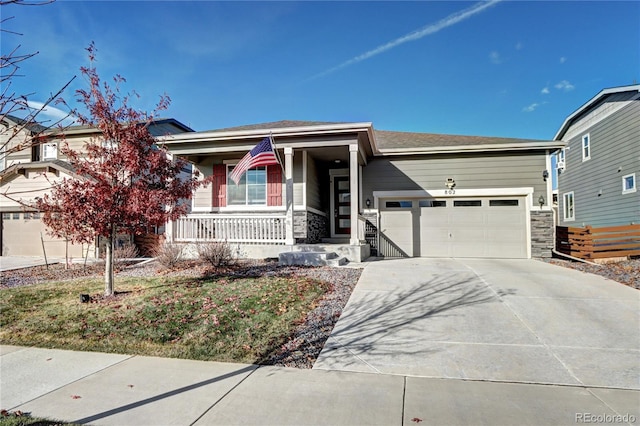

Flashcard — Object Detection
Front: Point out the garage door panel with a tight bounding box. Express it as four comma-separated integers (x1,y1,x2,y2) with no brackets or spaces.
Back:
2,213,86,257
380,210,413,257
380,195,528,259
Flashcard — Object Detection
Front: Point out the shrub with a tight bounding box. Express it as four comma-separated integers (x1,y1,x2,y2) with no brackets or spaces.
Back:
113,244,139,264
197,241,235,267
153,243,183,269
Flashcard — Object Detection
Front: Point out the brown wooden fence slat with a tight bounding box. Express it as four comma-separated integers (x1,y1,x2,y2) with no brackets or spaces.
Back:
556,224,640,260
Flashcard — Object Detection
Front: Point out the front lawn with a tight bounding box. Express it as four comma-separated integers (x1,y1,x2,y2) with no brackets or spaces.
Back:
0,272,329,364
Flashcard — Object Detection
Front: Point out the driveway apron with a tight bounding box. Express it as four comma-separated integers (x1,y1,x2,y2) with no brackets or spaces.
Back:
314,258,640,389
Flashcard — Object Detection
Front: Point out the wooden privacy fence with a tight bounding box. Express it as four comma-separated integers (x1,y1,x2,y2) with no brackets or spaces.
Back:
556,224,640,260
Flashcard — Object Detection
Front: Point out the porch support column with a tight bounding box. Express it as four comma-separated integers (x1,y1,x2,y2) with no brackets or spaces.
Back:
284,147,295,245
349,144,359,246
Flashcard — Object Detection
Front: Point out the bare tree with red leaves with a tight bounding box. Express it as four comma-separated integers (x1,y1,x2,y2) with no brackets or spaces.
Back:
36,43,200,296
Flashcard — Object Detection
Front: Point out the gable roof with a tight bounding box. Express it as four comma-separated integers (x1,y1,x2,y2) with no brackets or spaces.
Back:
373,129,557,154
206,120,347,133
1,115,48,134
46,118,194,137
554,84,640,140
162,119,563,156
0,160,81,184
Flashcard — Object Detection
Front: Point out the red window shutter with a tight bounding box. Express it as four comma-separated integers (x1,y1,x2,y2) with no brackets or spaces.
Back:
267,164,282,206
212,164,226,207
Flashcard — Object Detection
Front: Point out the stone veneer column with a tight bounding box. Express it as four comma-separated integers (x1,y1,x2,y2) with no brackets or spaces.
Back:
530,210,554,258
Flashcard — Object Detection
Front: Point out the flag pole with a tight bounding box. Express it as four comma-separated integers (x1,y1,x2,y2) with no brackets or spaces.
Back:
269,132,285,173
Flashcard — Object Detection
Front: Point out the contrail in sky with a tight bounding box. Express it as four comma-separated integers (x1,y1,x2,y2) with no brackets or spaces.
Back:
308,0,502,81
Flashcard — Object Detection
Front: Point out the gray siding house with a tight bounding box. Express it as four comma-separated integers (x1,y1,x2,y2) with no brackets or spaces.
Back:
555,85,640,228
162,121,563,260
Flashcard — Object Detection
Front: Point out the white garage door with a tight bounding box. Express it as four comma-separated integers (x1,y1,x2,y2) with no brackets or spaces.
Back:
1,212,86,258
379,197,528,259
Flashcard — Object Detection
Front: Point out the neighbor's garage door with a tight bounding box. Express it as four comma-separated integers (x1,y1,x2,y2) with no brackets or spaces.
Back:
379,197,528,258
1,212,85,257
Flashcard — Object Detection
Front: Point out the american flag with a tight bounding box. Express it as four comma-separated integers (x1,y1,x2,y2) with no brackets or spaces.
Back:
229,137,279,185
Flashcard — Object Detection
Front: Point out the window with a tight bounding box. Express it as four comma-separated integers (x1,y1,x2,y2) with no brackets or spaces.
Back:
43,143,57,160
454,200,482,207
622,173,636,194
227,166,266,205
582,134,590,161
2,213,10,220
419,200,446,208
385,200,412,208
563,192,575,221
12,212,21,220
556,149,566,170
489,199,519,206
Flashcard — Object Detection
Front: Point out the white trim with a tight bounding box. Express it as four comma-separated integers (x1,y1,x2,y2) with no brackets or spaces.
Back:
302,150,308,207
581,133,591,162
159,122,373,144
622,173,636,194
373,187,534,201
376,141,565,156
562,191,575,222
306,206,327,217
358,164,363,214
525,193,532,259
545,149,553,212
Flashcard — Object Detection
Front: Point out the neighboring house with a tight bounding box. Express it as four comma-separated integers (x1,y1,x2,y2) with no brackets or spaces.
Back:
162,120,563,260
0,117,193,257
555,84,640,228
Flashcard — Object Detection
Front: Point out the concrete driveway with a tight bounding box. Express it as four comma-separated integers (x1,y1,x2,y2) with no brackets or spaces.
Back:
0,256,62,272
314,258,640,389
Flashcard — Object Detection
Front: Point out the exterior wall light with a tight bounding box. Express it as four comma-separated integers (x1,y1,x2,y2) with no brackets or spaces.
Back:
365,198,371,208
538,195,545,208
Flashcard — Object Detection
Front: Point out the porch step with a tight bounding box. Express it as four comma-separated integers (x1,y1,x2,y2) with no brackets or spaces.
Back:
278,251,348,267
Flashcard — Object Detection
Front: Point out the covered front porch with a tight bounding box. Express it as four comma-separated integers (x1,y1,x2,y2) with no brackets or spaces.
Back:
161,121,377,262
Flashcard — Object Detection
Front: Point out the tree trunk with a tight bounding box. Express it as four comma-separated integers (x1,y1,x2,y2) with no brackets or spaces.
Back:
104,232,115,296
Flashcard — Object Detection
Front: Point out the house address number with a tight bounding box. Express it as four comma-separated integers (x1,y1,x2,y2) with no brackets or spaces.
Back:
445,189,456,195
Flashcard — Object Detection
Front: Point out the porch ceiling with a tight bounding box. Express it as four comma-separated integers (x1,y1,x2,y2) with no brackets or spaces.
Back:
305,146,349,163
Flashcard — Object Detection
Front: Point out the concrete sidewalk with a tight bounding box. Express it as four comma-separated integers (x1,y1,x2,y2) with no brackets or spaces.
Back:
2,345,638,425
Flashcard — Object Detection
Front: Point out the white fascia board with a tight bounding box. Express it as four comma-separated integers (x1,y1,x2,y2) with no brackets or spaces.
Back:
553,84,640,140
376,142,565,155
373,187,534,199
158,122,374,145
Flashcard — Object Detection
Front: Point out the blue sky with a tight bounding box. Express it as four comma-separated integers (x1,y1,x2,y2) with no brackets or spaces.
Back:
2,0,638,140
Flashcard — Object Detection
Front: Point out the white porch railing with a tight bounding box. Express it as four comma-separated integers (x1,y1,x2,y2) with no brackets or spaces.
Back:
173,214,286,244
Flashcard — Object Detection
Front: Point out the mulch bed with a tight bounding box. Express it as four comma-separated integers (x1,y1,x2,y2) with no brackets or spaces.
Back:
541,257,640,290
0,259,362,369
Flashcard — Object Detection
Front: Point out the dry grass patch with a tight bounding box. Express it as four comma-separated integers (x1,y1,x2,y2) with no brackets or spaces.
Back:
0,273,329,364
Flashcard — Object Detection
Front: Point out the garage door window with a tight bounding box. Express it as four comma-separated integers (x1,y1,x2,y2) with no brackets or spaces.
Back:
2,213,10,220
385,201,413,208
453,200,482,207
419,200,446,207
489,199,519,206
12,212,20,220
